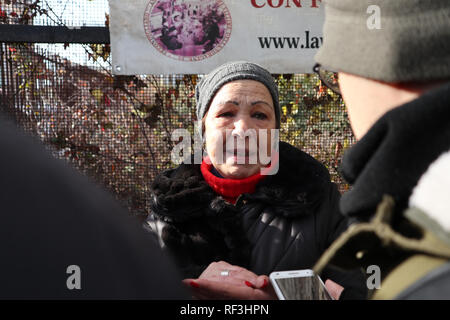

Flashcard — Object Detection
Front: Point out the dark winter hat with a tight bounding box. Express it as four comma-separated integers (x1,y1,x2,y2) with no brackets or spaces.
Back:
315,0,450,83
195,61,280,137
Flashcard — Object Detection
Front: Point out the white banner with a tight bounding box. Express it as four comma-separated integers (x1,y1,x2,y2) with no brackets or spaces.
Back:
109,0,325,75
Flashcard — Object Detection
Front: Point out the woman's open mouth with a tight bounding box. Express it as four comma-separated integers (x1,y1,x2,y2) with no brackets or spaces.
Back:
225,149,258,164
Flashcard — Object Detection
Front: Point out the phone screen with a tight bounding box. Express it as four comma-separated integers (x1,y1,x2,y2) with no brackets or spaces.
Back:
274,274,332,300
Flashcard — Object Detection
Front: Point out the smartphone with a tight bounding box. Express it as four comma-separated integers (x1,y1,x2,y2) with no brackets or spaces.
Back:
269,269,334,300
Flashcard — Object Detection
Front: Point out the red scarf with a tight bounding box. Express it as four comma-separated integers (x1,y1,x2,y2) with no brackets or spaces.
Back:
200,158,268,204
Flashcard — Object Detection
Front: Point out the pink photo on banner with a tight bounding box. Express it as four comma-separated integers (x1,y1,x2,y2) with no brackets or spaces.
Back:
144,0,232,61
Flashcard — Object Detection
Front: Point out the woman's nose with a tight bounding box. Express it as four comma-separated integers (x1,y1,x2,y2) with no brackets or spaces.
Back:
232,118,251,138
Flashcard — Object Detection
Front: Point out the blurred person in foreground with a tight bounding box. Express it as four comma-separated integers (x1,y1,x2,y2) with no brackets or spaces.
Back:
312,0,450,299
0,116,187,299
145,61,367,300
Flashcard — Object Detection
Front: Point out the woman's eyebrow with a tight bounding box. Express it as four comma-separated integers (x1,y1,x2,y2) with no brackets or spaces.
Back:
215,100,272,108
217,100,240,107
251,100,272,108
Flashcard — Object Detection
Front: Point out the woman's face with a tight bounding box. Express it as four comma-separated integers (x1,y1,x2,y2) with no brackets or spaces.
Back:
204,80,277,179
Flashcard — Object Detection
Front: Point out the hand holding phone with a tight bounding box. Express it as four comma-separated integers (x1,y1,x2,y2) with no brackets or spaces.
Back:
269,269,334,300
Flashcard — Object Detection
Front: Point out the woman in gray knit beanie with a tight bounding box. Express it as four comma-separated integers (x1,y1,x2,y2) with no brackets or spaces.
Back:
146,61,367,300
196,61,281,132
196,61,281,179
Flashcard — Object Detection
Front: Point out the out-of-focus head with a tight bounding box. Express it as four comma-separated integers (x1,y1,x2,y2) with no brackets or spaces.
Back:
315,0,450,139
196,62,280,179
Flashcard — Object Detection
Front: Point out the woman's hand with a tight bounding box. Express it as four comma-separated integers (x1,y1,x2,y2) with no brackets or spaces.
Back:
183,261,277,300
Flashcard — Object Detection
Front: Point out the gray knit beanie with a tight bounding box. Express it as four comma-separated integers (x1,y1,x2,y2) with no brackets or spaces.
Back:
315,0,450,83
195,61,280,137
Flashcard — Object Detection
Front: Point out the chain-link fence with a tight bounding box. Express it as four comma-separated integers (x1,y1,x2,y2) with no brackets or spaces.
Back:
0,0,355,220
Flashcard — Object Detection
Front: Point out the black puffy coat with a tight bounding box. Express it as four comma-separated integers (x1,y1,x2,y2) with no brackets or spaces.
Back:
146,141,367,298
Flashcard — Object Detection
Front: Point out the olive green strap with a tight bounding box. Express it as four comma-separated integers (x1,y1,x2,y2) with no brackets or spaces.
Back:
372,254,448,300
314,196,450,276
405,207,450,247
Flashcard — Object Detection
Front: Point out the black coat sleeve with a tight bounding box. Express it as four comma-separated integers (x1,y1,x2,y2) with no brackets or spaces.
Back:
315,182,368,300
144,213,209,278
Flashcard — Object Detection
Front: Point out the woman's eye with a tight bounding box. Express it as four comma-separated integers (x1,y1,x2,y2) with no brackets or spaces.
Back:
253,112,268,120
218,112,234,118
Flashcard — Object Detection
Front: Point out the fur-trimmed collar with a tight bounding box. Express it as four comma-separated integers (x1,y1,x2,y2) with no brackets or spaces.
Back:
149,141,331,222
